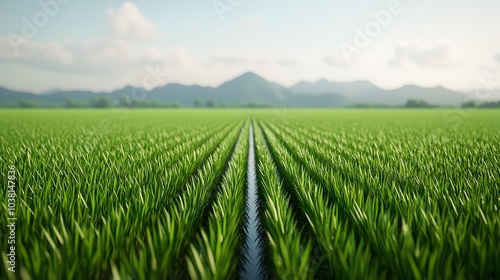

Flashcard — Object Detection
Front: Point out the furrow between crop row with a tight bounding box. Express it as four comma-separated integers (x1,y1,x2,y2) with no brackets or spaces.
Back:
241,121,264,280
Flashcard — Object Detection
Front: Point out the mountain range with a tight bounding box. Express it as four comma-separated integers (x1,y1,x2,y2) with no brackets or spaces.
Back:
0,72,472,107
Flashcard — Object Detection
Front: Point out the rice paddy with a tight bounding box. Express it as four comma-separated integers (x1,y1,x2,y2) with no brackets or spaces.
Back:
1,109,499,279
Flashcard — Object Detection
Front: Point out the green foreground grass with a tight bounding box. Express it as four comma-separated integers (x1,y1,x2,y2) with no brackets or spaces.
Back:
1,109,499,279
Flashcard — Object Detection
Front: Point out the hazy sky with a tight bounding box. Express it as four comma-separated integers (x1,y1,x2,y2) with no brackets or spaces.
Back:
0,0,499,93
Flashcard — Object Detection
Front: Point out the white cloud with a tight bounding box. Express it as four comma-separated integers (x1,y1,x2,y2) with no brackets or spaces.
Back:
323,47,354,67
210,51,248,65
256,59,269,66
389,38,460,67
210,52,288,68
277,59,299,67
0,36,74,68
0,36,189,79
323,55,352,66
106,1,161,41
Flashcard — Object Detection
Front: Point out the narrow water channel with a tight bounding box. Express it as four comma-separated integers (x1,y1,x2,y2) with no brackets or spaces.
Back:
243,122,264,280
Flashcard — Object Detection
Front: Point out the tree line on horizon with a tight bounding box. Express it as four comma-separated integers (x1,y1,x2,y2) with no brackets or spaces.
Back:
4,97,500,109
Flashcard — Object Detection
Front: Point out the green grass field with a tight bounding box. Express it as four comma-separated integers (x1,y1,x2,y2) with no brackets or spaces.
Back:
1,109,499,279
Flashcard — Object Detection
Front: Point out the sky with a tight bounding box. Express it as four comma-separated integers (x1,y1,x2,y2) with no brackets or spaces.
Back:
0,0,499,93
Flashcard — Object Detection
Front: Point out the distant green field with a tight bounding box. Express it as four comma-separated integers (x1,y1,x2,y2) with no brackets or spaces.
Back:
1,109,499,279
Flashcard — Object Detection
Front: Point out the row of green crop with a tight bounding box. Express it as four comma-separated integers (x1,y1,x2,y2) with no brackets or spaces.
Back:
272,120,499,228
288,120,498,202
2,110,499,279
253,123,313,279
256,115,500,279
272,118,500,278
7,121,239,279
186,120,250,280
1,111,256,279
125,120,243,279
257,121,378,279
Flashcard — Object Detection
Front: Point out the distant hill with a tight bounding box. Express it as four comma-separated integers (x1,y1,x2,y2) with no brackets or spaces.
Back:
291,79,378,96
41,89,64,95
216,72,287,105
0,87,43,103
291,80,468,106
0,72,472,107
